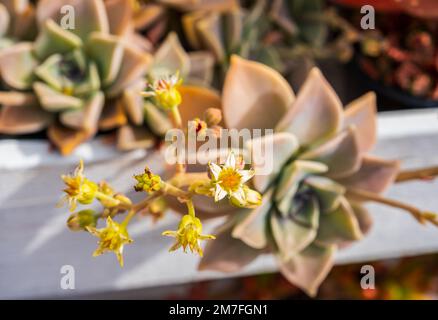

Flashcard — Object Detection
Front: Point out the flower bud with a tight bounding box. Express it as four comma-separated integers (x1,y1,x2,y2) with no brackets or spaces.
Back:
230,186,262,209
67,210,99,231
134,167,162,193
203,108,222,126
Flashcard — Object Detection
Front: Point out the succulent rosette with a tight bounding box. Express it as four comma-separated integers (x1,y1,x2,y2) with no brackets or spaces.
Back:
198,56,400,296
0,0,152,155
0,0,37,50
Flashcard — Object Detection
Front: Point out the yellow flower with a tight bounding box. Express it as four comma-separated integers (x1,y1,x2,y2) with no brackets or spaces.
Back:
162,214,215,257
87,217,133,267
142,73,183,110
134,167,162,193
208,151,255,203
60,160,98,211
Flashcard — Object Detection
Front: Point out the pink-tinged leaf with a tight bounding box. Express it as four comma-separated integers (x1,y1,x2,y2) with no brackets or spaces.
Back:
0,4,10,37
344,92,377,154
337,156,400,195
299,127,361,179
117,125,155,151
232,189,273,249
47,123,93,156
222,55,295,131
276,68,343,147
121,80,145,126
0,102,53,135
0,42,37,90
198,218,261,273
279,243,336,297
351,202,373,235
246,132,299,192
104,0,133,36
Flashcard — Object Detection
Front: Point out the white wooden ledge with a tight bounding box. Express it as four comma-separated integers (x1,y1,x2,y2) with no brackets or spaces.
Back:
1,109,438,299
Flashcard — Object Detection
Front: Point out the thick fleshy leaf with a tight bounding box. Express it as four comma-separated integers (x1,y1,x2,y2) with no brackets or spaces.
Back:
121,80,145,126
106,45,152,97
276,68,343,146
0,42,37,90
222,8,243,52
0,103,53,134
182,10,205,49
33,82,83,111
117,125,155,151
47,123,92,156
133,4,165,30
151,32,190,79
275,160,328,204
305,175,346,213
198,218,261,273
337,156,400,195
271,197,319,260
178,85,221,127
222,55,295,130
196,13,225,62
143,101,173,136
33,19,82,60
99,98,127,130
86,32,124,86
36,0,109,41
316,197,363,245
344,92,377,153
0,4,10,37
104,0,133,36
299,127,361,179
159,0,238,11
8,0,36,40
246,132,299,193
232,189,273,249
187,51,215,85
279,243,336,297
60,91,104,131
34,54,64,91
351,202,373,235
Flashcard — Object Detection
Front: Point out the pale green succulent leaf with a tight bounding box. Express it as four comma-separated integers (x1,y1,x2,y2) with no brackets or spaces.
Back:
34,54,64,91
86,32,124,87
34,19,82,61
305,175,346,213
143,101,173,136
0,42,37,90
33,81,83,111
74,61,101,96
60,91,104,131
279,242,336,297
0,3,10,38
122,80,145,126
316,197,363,245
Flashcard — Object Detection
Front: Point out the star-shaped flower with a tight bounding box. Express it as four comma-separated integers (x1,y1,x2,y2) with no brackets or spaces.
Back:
87,217,133,267
142,73,183,110
209,151,255,203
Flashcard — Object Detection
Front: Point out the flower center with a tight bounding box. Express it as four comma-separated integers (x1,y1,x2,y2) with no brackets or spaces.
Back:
218,168,242,192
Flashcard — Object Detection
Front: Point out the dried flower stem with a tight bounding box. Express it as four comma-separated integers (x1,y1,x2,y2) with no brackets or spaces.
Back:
346,188,438,226
396,166,438,183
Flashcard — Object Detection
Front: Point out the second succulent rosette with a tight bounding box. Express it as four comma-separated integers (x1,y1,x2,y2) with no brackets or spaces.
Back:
198,56,401,296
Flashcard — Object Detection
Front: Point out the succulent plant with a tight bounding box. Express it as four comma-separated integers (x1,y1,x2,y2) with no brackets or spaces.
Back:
0,0,152,155
198,56,401,296
0,0,37,50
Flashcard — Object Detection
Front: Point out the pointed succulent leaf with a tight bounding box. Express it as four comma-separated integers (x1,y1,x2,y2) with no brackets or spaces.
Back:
106,45,152,97
36,0,109,41
222,8,243,53
33,82,84,111
223,55,295,130
196,12,225,62
33,19,82,60
117,125,155,151
198,218,261,273
271,197,319,260
182,10,205,50
276,68,343,147
0,102,53,134
122,80,145,126
133,4,165,30
74,61,101,96
232,189,273,249
187,51,215,85
246,132,299,193
299,127,361,179
104,0,133,36
350,202,373,235
99,98,128,130
60,91,104,131
151,32,191,79
305,175,346,213
0,42,37,90
337,156,400,195
86,32,124,87
279,242,336,297
47,123,93,156
8,0,37,40
34,54,64,91
275,160,328,202
143,101,173,136
316,197,363,245
344,92,377,154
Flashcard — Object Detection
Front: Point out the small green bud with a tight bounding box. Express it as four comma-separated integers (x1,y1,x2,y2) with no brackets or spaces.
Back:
67,210,99,231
